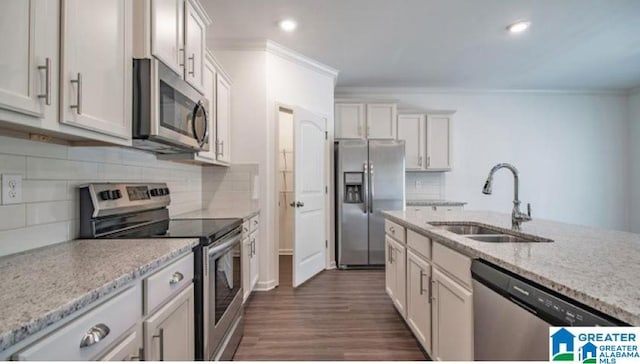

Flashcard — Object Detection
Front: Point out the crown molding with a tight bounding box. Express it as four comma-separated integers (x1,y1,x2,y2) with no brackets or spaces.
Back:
336,86,630,96
208,38,339,83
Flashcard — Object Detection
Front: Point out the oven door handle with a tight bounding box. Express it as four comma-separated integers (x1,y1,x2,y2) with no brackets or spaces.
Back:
208,233,241,258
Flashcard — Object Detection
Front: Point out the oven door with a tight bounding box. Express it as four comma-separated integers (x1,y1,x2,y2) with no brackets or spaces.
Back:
133,59,209,152
205,230,243,359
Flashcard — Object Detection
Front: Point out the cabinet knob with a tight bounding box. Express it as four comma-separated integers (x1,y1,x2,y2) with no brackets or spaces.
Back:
169,272,184,285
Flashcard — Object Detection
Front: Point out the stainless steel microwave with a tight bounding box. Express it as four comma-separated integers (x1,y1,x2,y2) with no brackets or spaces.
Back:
132,58,209,154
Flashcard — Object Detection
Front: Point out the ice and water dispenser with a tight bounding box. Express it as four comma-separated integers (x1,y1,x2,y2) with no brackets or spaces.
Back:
343,172,364,203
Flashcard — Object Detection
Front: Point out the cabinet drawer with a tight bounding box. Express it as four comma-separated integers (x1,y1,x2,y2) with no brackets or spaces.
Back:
432,242,471,288
99,324,142,361
385,219,406,244
407,230,431,260
14,284,142,361
249,215,259,233
144,253,194,315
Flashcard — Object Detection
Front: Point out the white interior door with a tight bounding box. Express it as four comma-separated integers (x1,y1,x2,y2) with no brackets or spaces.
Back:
292,107,326,287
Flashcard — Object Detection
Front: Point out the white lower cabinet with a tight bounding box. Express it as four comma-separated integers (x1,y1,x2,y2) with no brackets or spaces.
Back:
242,215,260,301
99,326,143,361
143,284,195,361
385,235,406,318
407,250,432,356
385,220,474,361
431,267,473,361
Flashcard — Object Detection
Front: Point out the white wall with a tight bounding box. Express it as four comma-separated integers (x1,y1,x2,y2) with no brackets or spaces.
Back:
338,89,631,230
629,91,640,233
266,52,336,285
0,134,203,257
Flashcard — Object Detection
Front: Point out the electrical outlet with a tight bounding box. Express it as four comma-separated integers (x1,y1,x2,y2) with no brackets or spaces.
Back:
2,174,22,205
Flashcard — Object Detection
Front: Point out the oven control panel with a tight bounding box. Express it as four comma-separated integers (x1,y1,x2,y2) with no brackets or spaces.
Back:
80,183,171,218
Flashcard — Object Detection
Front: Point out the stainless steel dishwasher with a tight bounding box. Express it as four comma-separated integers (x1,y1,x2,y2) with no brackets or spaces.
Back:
472,260,625,361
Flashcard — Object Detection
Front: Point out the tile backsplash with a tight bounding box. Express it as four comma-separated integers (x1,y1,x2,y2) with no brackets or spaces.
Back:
405,172,444,201
0,135,203,257
202,164,259,211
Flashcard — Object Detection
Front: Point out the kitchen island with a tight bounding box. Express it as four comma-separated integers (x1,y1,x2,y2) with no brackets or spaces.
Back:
381,209,640,361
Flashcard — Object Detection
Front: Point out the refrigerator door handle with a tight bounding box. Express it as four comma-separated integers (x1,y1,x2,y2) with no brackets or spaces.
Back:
369,162,374,213
362,162,369,214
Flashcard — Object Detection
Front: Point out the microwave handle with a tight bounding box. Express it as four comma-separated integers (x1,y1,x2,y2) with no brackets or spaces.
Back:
192,100,209,148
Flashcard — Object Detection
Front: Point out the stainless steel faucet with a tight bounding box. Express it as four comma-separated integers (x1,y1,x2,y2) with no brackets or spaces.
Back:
482,163,532,230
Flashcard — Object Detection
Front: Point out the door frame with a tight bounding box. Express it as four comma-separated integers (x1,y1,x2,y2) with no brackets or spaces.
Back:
272,102,333,288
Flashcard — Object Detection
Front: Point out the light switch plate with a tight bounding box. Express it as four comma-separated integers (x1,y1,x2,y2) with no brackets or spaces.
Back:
2,174,22,205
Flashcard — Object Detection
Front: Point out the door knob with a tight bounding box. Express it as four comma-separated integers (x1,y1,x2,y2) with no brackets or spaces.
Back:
296,201,304,207
289,202,296,207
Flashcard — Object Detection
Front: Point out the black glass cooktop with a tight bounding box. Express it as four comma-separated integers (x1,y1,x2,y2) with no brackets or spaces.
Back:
105,218,242,245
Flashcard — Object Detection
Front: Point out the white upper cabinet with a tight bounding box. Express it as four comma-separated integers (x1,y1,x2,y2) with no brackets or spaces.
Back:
0,0,56,120
335,102,397,139
184,0,206,93
60,0,132,141
397,114,425,170
215,72,232,164
150,0,184,76
335,103,365,139
366,103,396,139
426,114,452,170
397,112,453,171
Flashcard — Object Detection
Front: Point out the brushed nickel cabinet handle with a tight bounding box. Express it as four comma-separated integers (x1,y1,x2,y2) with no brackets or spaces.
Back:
179,48,185,67
418,156,423,167
169,271,184,285
220,141,224,157
80,323,110,348
37,57,51,105
153,328,164,361
427,156,431,168
188,54,195,76
419,270,427,295
70,73,82,114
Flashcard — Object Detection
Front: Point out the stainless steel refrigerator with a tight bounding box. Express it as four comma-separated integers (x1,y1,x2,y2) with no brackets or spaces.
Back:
335,139,405,268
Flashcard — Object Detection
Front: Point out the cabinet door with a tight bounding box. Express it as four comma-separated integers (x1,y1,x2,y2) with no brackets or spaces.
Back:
184,0,205,93
366,103,396,139
0,0,54,118
249,231,259,291
215,74,231,163
100,327,143,361
335,103,365,139
426,114,452,170
397,114,425,170
196,56,216,161
407,251,432,355
150,0,184,76
384,236,395,300
60,0,131,140
432,268,473,361
144,285,194,361
392,239,407,317
242,236,251,302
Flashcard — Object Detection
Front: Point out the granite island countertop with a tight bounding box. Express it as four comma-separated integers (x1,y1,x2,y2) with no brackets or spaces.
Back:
382,209,640,326
177,207,260,221
0,237,199,353
406,199,467,207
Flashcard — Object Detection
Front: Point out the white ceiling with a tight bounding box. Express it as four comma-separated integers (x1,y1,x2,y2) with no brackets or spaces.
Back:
202,0,640,91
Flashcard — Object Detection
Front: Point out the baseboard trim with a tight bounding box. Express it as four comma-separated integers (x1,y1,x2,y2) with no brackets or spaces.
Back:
254,279,277,291
279,249,292,255
327,261,337,270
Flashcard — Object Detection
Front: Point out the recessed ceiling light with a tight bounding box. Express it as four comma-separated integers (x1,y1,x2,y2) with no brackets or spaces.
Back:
507,20,531,33
279,19,297,32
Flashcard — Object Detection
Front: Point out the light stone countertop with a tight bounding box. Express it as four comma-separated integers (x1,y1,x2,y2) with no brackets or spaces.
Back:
406,199,467,207
382,209,640,326
177,208,260,221
0,238,198,353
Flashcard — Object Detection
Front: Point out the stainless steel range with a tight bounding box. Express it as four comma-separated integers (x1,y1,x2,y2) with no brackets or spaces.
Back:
79,182,244,361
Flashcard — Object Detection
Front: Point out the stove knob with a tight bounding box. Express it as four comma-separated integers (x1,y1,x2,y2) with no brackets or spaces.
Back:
112,190,122,200
150,188,160,197
99,190,113,201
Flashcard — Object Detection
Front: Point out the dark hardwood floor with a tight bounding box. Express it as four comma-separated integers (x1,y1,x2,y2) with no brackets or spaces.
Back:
233,256,428,361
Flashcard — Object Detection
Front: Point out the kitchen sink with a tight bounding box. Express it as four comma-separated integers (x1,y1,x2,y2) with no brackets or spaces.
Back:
428,221,553,243
465,234,532,243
